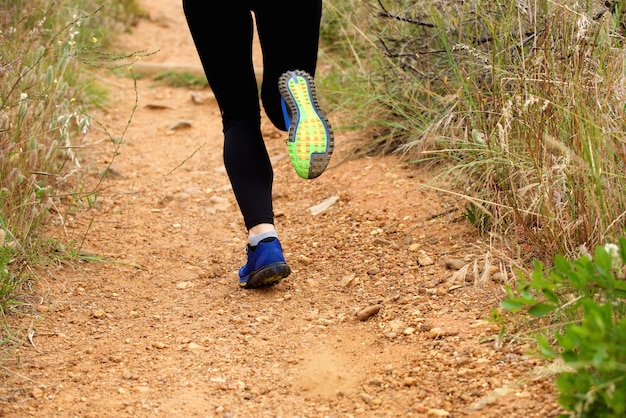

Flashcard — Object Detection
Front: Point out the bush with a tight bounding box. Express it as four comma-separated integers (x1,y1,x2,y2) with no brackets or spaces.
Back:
501,237,626,417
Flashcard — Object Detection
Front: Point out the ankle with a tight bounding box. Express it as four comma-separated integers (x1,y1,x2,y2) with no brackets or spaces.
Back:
248,230,278,247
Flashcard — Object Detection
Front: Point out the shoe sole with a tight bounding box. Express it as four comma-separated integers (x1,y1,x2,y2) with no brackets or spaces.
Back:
279,70,334,179
239,262,291,289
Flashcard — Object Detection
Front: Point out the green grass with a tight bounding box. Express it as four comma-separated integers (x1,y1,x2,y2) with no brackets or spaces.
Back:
153,71,208,89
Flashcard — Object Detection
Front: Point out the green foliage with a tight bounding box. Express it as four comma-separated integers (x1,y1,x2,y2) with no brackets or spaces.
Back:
464,202,491,234
501,238,626,417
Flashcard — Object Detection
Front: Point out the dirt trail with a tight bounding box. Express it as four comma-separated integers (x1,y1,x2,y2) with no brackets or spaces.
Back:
0,0,560,417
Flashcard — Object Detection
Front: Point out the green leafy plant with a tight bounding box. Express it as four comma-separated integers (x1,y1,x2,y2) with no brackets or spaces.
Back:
501,237,626,417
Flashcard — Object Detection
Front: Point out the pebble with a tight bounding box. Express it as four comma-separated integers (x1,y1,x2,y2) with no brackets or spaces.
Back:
92,310,107,319
340,275,357,287
168,119,192,130
418,250,434,266
122,371,137,380
427,408,450,417
176,281,194,289
134,385,150,394
31,388,44,399
367,267,380,276
356,304,382,321
443,257,466,270
429,327,444,338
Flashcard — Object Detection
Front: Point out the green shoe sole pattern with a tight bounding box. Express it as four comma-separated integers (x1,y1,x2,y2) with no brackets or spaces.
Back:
279,70,334,179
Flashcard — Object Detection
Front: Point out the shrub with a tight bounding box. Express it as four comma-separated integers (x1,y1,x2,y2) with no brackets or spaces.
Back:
501,237,626,417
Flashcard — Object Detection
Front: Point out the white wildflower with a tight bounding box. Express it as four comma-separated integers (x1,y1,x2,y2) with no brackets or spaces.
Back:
604,243,623,271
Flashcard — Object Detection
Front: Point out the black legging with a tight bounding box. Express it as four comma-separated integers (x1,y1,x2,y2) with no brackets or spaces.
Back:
182,0,322,230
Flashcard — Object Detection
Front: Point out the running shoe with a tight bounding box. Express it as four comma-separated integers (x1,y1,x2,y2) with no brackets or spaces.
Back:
238,238,291,289
279,70,334,179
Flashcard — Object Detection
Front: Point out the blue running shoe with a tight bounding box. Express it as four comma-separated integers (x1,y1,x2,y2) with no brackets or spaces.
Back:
279,70,334,179
238,238,291,289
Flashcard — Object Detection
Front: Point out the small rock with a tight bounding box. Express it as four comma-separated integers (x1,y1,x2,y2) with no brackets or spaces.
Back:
360,392,373,403
418,323,432,332
152,342,166,349
455,357,470,366
176,281,194,289
413,404,429,413
134,385,150,394
190,91,215,104
373,237,393,246
429,327,444,338
92,310,107,319
340,275,356,287
387,319,405,332
427,408,450,417
168,119,192,130
443,257,466,270
122,371,135,380
417,250,434,266
299,255,313,265
31,387,44,398
403,377,418,387
356,304,382,321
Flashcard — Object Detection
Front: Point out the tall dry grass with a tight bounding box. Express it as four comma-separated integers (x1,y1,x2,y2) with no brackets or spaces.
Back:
0,0,141,332
322,0,626,263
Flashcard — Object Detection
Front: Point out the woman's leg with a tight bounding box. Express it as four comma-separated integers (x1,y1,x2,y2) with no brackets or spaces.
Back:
182,1,275,230
252,0,323,130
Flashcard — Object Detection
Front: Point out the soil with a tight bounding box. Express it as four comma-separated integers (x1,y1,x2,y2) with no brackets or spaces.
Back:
0,0,563,417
